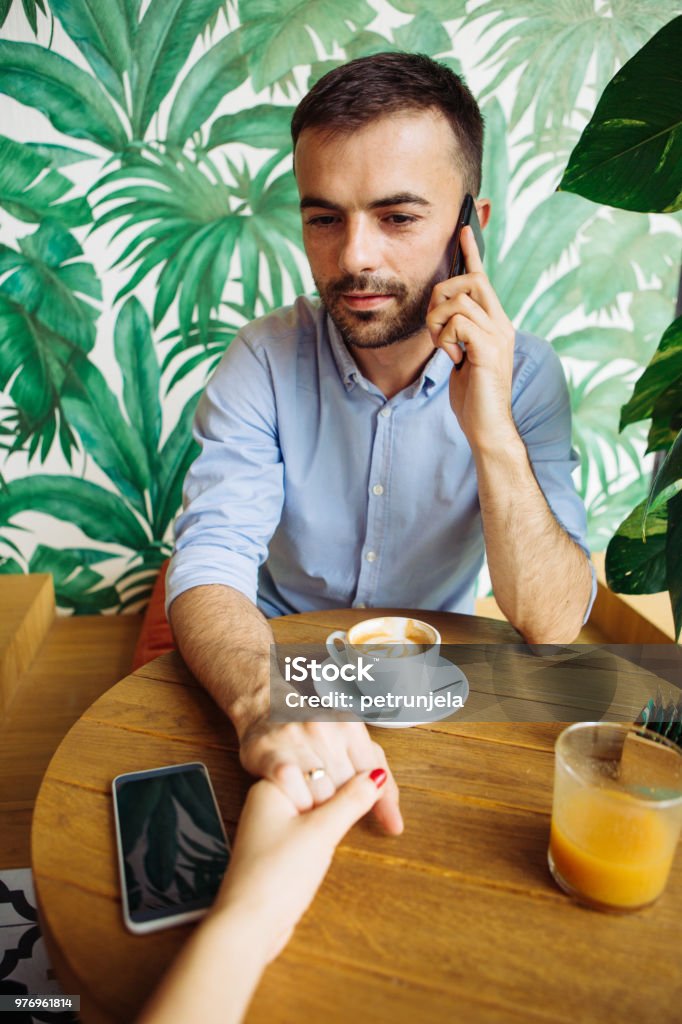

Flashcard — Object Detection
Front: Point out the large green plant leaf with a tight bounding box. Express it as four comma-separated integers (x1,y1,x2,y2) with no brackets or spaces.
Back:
0,221,100,353
0,476,149,549
130,0,225,138
166,31,248,146
48,0,132,108
559,15,682,213
113,298,161,496
0,41,127,151
666,490,682,639
620,316,682,431
238,0,374,91
61,353,150,514
0,136,91,227
605,498,668,594
0,294,79,462
207,104,295,152
645,428,682,518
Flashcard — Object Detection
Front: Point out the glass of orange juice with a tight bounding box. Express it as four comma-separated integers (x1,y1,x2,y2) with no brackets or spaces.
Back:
549,722,682,912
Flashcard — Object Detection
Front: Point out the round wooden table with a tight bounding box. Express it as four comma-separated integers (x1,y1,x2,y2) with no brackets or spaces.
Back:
31,610,681,1023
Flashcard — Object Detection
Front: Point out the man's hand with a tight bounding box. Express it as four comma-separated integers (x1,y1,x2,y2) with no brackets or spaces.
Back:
239,715,403,836
426,225,517,451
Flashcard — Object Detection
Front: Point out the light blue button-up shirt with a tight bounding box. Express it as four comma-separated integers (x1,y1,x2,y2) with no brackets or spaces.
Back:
167,297,593,619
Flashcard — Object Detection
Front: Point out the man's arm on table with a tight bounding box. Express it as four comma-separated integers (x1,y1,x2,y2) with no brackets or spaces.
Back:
428,225,593,642
168,583,402,834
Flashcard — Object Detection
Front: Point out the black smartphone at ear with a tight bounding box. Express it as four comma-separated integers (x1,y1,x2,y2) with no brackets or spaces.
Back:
449,193,485,278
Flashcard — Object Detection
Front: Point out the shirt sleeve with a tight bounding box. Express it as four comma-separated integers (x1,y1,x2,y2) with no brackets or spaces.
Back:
165,331,284,615
511,336,597,621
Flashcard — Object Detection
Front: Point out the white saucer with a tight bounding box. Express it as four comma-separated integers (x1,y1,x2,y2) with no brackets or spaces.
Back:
312,656,469,729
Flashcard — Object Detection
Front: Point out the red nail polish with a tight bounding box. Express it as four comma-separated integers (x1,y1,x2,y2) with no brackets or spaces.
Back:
370,768,387,788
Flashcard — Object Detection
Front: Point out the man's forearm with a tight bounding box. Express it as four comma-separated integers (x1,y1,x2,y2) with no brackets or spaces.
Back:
169,584,273,740
473,435,593,643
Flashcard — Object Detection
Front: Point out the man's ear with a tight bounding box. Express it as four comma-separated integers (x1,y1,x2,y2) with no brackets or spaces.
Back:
475,198,491,230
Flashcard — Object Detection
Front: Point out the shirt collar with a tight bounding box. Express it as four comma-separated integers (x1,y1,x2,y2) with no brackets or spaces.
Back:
326,312,453,397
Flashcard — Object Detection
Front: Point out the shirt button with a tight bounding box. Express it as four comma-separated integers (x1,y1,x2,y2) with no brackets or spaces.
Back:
380,406,391,418
365,551,377,563
372,484,384,496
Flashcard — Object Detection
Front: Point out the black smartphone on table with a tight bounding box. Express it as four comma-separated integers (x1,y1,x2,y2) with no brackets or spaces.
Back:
112,761,231,934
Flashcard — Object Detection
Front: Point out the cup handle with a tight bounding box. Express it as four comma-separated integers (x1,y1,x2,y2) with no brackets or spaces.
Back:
326,630,348,666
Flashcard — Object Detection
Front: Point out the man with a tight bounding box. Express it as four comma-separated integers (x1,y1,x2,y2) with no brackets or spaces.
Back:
167,53,594,835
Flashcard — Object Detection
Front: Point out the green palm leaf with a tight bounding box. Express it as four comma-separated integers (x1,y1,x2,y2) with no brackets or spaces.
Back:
392,11,451,55
166,30,248,146
28,544,119,614
0,0,47,34
387,0,466,15
161,319,238,392
61,352,150,514
0,220,100,354
569,365,646,499
113,297,161,497
153,393,200,538
585,473,650,551
465,1,680,151
94,147,303,338
0,476,149,549
130,0,226,138
238,0,374,91
48,0,133,108
0,293,79,462
574,211,679,316
0,41,127,151
0,136,91,227
207,104,295,152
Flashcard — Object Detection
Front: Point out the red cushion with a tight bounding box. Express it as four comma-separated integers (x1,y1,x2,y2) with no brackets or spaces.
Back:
131,560,175,670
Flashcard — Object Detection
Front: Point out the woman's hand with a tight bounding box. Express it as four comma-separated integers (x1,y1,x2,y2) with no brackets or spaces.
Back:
215,769,388,961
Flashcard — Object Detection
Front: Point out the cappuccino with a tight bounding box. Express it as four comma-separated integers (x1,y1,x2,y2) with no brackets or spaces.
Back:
349,618,436,659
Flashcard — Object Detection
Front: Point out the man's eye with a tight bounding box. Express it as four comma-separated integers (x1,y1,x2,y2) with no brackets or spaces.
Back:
386,214,416,226
306,216,338,227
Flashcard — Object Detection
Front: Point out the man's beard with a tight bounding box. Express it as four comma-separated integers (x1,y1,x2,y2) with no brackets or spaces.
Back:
316,270,442,350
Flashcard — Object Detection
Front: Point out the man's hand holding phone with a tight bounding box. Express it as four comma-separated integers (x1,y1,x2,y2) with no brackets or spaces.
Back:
427,222,519,454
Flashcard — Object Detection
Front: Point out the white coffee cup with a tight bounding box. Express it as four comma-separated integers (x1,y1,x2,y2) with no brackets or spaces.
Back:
325,616,441,701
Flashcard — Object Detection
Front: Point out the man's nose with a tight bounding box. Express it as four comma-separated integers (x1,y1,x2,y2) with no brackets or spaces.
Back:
338,219,381,276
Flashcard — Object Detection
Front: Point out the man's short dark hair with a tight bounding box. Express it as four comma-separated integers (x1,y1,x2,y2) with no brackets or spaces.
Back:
291,52,484,195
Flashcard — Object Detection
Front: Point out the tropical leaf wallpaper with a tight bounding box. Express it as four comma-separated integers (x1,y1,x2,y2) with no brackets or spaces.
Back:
0,0,680,613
